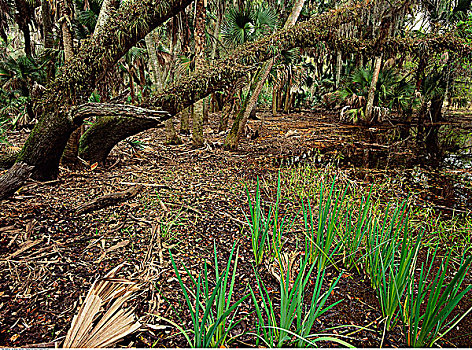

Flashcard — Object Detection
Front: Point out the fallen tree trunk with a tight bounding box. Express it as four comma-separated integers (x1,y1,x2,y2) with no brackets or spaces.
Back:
73,103,171,163
74,185,143,215
0,162,35,200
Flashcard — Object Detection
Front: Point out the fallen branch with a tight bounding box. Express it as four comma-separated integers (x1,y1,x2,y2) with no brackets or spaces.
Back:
0,162,35,200
74,185,143,215
68,103,172,125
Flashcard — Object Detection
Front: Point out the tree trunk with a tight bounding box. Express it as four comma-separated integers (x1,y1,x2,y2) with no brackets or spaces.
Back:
0,162,34,200
145,30,161,89
364,54,382,123
224,65,271,149
164,118,183,145
272,85,278,115
218,99,233,133
335,50,342,89
41,0,55,79
60,0,74,62
76,103,171,163
191,0,206,147
60,0,80,165
180,106,190,134
78,115,157,164
14,0,33,56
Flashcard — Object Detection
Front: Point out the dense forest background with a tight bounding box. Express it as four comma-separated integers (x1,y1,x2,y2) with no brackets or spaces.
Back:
0,0,471,185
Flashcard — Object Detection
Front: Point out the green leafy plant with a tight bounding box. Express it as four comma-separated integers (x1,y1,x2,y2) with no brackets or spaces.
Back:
221,2,278,48
250,253,346,347
166,243,249,347
301,179,346,271
377,223,422,331
245,175,281,265
403,251,472,347
341,190,373,271
364,202,407,291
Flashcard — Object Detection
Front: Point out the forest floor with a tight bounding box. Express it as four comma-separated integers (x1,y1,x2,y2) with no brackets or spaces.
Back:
0,110,471,348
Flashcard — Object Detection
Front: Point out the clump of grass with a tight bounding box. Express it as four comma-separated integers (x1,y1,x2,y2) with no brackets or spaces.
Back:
301,179,346,271
341,190,372,271
245,176,281,265
249,254,348,347
165,243,249,347
403,251,472,347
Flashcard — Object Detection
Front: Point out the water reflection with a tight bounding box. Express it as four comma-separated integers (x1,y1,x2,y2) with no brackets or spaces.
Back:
347,121,472,211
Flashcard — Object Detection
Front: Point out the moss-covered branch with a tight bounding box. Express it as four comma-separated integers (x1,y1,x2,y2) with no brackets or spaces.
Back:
69,103,171,124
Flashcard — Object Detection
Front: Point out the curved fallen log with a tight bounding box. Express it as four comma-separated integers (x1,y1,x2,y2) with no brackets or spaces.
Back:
0,162,35,200
78,115,164,164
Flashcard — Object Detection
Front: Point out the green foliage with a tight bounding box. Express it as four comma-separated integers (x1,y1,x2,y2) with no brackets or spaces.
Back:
403,251,472,347
221,2,278,47
339,66,418,113
167,243,249,347
301,179,345,271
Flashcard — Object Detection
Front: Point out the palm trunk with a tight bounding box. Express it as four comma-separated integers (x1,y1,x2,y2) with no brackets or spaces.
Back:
60,0,74,62
180,107,190,134
164,118,183,145
145,31,161,89
364,54,382,123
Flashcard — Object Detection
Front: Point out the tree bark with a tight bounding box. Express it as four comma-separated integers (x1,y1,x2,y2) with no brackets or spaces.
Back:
224,62,272,149
180,106,190,134
93,0,119,38
0,162,34,200
145,30,161,88
192,0,206,147
60,0,74,62
164,118,183,145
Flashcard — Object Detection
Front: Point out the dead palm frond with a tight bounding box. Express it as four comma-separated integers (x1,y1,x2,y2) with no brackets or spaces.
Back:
63,264,142,348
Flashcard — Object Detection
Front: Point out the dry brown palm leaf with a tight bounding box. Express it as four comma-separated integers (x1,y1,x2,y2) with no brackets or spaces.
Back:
63,264,142,348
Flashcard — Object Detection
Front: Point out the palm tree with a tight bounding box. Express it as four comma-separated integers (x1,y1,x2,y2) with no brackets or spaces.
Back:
221,2,278,47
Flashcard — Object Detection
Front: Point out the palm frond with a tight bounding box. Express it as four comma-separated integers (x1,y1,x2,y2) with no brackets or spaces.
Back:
63,264,141,348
